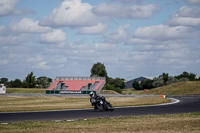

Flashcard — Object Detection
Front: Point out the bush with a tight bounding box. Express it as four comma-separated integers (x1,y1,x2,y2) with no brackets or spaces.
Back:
132,80,142,90
105,84,122,94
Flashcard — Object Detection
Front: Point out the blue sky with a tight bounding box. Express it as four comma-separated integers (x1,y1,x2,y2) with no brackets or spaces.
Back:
0,0,200,81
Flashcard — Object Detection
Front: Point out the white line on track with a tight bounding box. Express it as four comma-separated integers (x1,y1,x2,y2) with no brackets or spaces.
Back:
115,98,180,109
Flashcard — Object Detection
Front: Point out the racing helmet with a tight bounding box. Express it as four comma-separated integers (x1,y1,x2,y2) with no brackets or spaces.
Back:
90,92,94,97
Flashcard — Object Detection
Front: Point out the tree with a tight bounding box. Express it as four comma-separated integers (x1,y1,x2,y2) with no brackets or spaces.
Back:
162,73,169,85
9,79,23,88
104,84,122,94
166,76,179,85
23,72,36,88
0,77,8,85
108,77,125,89
132,80,142,90
37,76,52,88
91,62,108,82
152,75,164,88
175,71,196,81
142,80,153,89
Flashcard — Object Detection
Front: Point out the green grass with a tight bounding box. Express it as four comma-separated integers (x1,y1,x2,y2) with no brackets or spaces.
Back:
6,88,46,94
6,81,200,96
0,96,170,112
1,112,200,133
100,90,119,94
141,81,200,95
122,81,200,96
122,89,142,95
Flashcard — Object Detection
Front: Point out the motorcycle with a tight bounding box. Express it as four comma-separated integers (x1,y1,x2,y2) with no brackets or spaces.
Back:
93,96,114,111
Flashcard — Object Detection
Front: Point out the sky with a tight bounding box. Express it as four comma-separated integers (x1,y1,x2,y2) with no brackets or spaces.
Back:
0,0,200,81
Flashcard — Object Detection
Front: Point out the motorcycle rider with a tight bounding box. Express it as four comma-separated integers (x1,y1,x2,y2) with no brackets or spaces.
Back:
89,92,110,110
90,92,98,110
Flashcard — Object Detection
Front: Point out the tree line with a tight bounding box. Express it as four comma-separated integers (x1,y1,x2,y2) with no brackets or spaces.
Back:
1,62,199,93
132,72,200,90
0,72,52,88
90,62,200,93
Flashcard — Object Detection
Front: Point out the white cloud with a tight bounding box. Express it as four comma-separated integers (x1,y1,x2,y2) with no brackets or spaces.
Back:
26,55,43,63
105,24,130,43
168,17,200,27
40,29,66,44
0,0,18,16
0,59,8,65
1,0,200,80
36,61,51,70
0,0,34,16
0,33,31,45
133,24,194,41
186,0,200,4
110,0,144,4
93,3,160,19
26,55,51,70
167,6,200,28
95,43,116,51
40,0,98,27
54,56,68,63
78,23,107,35
175,6,200,18
9,18,51,33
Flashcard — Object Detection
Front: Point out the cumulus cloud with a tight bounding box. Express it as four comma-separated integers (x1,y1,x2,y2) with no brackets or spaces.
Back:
133,24,195,41
93,3,160,19
40,0,98,27
40,29,66,44
110,0,144,4
1,0,200,80
167,6,200,28
95,43,117,51
0,0,34,16
10,18,51,33
26,55,51,70
186,0,200,4
36,61,51,70
8,18,51,33
0,59,8,65
104,24,130,43
78,23,107,35
0,33,31,46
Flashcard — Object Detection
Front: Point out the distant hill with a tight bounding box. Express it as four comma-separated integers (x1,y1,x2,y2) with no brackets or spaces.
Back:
141,81,200,95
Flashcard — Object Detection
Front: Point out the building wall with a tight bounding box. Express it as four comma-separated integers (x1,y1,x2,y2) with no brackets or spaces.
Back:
124,77,153,89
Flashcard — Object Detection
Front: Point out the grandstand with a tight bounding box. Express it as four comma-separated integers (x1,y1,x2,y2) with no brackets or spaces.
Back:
46,77,106,94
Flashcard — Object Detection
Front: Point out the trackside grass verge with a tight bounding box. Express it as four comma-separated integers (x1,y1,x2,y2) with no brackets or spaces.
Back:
0,96,170,112
1,112,200,133
141,81,200,95
6,88,46,94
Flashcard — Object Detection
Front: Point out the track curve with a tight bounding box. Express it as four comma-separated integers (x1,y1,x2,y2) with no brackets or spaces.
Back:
0,96,200,123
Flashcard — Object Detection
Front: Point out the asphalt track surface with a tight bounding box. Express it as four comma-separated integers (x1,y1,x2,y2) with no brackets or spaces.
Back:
0,96,200,123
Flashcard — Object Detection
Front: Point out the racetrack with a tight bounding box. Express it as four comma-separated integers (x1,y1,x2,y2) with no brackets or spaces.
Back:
0,96,200,123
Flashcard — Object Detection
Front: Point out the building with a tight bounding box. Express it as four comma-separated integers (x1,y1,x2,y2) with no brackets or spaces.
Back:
0,84,6,94
124,76,154,89
46,76,106,94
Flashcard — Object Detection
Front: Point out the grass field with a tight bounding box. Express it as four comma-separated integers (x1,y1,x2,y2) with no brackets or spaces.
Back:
0,96,170,112
1,112,199,133
122,81,200,96
141,81,200,95
6,88,46,94
6,81,200,96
